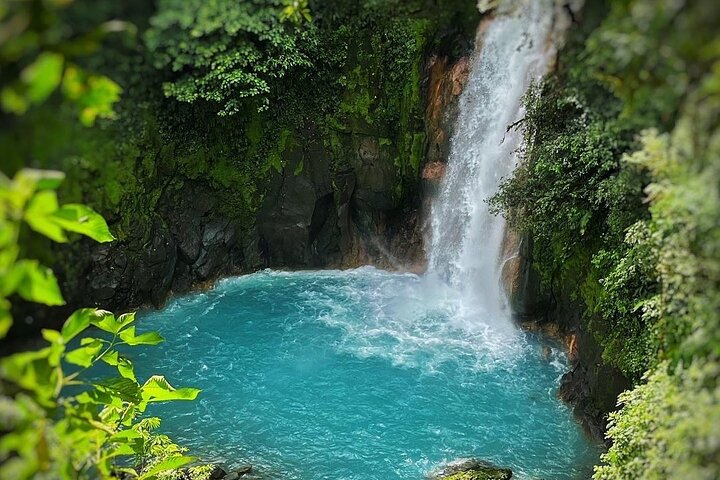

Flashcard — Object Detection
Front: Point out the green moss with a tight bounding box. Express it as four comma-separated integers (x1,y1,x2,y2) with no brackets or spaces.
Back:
442,468,512,480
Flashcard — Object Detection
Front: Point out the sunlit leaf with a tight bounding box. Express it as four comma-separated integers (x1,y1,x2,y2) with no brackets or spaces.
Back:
116,312,136,329
138,455,195,479
51,204,115,243
22,52,64,104
24,190,66,242
94,377,141,403
0,86,28,114
42,330,65,366
119,327,164,346
101,350,137,382
41,329,61,344
0,53,64,114
65,339,103,367
76,389,119,407
140,376,200,404
90,310,121,334
1,348,57,401
108,429,142,442
61,309,95,342
12,260,65,306
61,66,122,126
15,169,64,191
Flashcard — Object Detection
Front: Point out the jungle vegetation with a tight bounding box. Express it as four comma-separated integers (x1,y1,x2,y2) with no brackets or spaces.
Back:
1,0,719,479
491,0,720,477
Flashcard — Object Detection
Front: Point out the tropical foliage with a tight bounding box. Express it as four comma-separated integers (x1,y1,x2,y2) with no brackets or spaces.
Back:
145,0,314,115
3,0,719,478
492,0,720,477
0,169,203,479
1,1,203,478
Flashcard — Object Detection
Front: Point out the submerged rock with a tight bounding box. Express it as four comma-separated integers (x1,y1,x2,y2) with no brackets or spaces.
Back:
237,464,253,475
429,458,513,480
209,465,227,479
207,463,253,480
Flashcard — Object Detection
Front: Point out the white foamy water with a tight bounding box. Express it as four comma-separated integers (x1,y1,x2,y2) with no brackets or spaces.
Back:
428,0,556,329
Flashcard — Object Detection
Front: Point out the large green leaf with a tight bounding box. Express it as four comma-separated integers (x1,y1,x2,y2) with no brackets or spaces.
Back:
61,309,95,342
90,310,121,334
119,327,164,346
141,376,200,404
1,348,57,401
0,52,64,114
23,52,65,104
24,190,66,242
12,260,65,306
94,377,142,404
139,455,196,480
101,350,137,382
65,339,103,368
15,169,65,191
51,204,115,243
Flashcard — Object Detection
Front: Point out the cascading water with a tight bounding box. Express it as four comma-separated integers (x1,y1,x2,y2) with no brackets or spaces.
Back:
126,3,602,478
429,0,556,326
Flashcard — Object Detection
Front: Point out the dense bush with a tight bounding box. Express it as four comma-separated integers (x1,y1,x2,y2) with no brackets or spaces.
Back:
145,0,314,115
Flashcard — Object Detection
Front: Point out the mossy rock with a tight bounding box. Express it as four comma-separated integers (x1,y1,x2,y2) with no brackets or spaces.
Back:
430,459,512,480
443,469,512,480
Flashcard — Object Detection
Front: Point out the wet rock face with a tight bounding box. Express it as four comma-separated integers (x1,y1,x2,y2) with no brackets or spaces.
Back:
424,55,469,171
258,133,342,268
499,230,545,320
429,458,513,480
70,181,248,311
256,123,423,271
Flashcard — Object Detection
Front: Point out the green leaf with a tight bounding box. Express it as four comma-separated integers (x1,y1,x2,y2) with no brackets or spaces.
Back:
0,53,64,114
94,377,141,403
139,455,196,479
12,260,65,306
65,339,103,367
24,190,67,242
0,308,11,339
119,326,164,346
117,312,136,330
22,52,64,104
42,330,66,366
0,297,13,339
61,66,122,126
101,351,137,382
76,389,120,406
51,204,115,243
109,429,143,442
1,348,57,401
90,310,121,334
141,376,200,404
41,329,62,343
117,358,136,382
1,86,28,114
16,169,65,191
61,309,95,342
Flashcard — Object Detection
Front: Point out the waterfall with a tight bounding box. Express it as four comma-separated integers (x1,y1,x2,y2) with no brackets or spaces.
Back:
428,0,556,326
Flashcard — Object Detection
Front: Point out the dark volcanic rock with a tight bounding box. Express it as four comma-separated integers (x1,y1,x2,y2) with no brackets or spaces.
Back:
59,181,247,312
209,465,227,479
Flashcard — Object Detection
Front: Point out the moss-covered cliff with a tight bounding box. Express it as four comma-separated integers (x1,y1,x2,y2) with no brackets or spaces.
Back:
1,0,479,323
